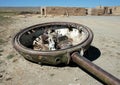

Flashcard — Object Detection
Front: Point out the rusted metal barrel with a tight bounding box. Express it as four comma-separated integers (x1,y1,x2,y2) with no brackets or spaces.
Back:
71,52,120,85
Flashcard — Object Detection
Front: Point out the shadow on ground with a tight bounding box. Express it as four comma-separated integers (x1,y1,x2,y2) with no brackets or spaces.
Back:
68,45,101,67
84,45,101,61
24,45,106,84
72,46,107,85
67,46,106,85
25,45,101,67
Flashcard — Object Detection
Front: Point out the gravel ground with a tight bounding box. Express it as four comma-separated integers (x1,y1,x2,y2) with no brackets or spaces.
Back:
0,15,120,85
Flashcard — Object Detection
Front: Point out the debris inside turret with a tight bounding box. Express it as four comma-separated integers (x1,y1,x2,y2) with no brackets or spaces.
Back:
33,27,86,51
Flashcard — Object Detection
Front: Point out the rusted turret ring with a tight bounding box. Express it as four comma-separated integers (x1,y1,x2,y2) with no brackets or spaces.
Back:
13,22,93,65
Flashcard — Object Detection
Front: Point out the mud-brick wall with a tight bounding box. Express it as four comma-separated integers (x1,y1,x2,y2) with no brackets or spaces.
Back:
46,7,65,16
90,8,104,15
66,7,87,16
46,7,87,16
112,6,120,15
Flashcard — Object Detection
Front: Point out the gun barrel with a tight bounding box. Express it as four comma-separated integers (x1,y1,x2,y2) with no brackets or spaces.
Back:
71,52,120,85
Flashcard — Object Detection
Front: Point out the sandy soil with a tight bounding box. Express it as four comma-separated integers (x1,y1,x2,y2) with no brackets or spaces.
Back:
0,15,120,85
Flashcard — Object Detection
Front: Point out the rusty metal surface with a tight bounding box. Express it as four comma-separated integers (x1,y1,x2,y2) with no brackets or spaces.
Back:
71,52,120,85
13,22,93,65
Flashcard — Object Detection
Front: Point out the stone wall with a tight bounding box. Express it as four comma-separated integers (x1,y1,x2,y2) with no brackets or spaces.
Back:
45,6,120,16
112,6,120,15
87,6,120,16
90,8,105,15
45,7,87,16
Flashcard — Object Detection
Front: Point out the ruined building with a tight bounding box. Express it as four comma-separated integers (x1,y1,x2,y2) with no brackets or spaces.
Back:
87,6,120,16
0,6,120,16
112,6,120,15
40,6,120,16
40,7,87,16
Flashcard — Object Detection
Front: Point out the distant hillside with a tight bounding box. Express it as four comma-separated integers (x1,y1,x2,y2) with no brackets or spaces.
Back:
0,7,40,13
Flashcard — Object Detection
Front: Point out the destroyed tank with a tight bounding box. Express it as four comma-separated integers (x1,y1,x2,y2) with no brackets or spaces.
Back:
13,22,93,65
13,22,120,85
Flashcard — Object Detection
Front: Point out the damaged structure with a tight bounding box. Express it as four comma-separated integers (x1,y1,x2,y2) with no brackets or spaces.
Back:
87,6,120,16
40,6,120,16
40,7,87,16
0,6,120,16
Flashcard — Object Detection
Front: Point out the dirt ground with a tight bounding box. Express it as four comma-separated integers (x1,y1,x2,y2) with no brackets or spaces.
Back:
0,15,120,85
